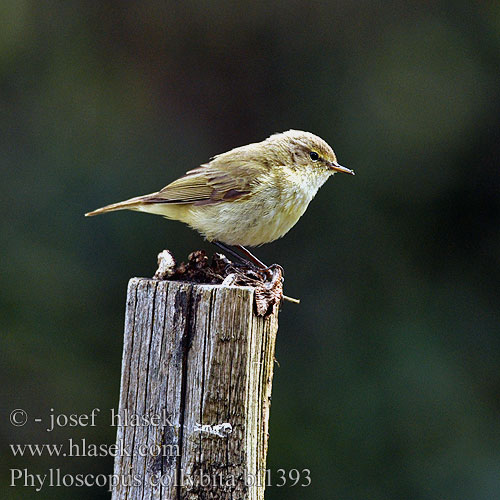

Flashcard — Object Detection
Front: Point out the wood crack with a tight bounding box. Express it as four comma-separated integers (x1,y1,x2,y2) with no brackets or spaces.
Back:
175,285,193,500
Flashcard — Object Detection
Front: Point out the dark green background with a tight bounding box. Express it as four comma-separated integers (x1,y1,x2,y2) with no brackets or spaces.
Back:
2,1,499,499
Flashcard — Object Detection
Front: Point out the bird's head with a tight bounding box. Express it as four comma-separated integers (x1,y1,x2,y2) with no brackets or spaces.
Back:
268,129,355,176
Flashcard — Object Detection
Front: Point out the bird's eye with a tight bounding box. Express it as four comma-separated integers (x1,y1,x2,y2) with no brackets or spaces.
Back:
309,151,319,161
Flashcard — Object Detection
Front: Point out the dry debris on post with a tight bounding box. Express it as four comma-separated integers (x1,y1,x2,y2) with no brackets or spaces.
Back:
154,249,285,317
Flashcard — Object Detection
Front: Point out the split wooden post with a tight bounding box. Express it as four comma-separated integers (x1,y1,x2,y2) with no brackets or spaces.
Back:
112,278,279,500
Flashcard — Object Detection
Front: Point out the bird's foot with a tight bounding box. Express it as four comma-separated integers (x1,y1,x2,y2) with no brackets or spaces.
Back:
255,263,284,282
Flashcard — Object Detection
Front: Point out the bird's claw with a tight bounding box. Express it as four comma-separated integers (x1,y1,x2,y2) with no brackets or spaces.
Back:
257,263,284,282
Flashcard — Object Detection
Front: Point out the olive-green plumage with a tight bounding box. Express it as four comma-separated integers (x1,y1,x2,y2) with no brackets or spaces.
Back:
85,130,354,246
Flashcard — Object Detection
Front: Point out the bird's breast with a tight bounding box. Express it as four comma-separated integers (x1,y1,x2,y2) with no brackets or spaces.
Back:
185,166,330,246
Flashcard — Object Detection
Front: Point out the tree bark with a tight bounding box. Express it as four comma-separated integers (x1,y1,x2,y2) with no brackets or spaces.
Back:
112,278,279,500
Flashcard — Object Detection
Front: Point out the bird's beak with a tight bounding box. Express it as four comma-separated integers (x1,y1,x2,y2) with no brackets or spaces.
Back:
328,161,355,175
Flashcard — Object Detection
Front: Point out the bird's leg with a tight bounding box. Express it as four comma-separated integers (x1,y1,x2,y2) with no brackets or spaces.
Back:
212,241,260,269
213,242,273,278
233,245,287,283
233,245,268,270
213,242,298,304
235,245,284,279
233,245,285,284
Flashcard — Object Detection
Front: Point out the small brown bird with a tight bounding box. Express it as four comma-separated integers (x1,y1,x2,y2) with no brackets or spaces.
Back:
86,130,354,268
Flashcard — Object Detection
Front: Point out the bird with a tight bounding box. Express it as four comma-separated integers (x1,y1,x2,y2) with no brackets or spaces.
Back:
85,130,354,269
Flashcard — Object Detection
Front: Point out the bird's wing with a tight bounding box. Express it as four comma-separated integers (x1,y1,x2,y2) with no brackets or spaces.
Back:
143,151,267,206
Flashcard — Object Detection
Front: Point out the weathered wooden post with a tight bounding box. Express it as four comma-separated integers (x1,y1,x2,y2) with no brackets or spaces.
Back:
111,275,279,499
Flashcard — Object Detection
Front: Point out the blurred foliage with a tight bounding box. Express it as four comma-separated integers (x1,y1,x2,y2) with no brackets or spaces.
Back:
1,1,499,499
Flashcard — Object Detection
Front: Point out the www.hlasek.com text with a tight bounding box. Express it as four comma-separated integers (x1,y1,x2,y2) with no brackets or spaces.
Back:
10,438,179,459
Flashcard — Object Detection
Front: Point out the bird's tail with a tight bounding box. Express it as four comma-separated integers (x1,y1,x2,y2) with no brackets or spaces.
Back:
85,194,153,217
